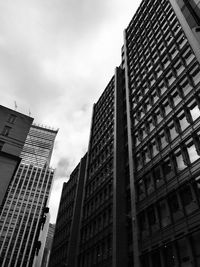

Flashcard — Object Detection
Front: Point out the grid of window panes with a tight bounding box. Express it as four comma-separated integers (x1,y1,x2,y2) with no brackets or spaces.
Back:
21,125,57,168
0,164,54,267
125,0,200,266
78,78,114,267
49,167,79,267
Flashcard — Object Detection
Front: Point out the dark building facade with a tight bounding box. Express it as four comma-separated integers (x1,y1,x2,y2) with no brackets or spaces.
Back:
49,154,87,267
124,0,200,266
49,0,200,266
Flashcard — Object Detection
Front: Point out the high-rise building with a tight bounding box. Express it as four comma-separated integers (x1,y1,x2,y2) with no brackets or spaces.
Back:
50,0,200,266
124,0,200,266
49,154,87,267
0,105,33,207
40,223,55,267
0,124,58,267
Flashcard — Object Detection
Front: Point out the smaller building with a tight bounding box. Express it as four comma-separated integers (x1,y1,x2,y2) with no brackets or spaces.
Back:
40,223,55,267
49,154,87,267
0,105,33,207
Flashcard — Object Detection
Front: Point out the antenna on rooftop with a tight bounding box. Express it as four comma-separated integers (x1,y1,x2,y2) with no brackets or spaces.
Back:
14,101,18,111
29,109,31,117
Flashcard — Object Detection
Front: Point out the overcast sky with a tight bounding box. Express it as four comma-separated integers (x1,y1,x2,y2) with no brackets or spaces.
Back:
0,0,142,223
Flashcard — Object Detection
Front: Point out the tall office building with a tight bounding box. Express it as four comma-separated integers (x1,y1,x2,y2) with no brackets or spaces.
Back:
41,223,55,267
50,0,200,266
124,0,200,266
49,154,87,267
0,124,58,267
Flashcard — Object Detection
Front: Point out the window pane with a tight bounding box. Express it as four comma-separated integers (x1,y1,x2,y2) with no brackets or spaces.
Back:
180,186,193,206
179,113,190,131
147,207,156,226
163,158,173,179
154,166,163,186
158,200,171,227
169,124,178,140
152,142,159,157
169,194,179,213
175,151,187,171
189,101,200,121
160,133,168,148
187,142,200,163
145,174,154,195
137,180,145,201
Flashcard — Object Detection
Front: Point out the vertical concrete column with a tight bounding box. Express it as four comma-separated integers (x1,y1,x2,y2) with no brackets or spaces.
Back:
124,30,140,267
112,67,128,267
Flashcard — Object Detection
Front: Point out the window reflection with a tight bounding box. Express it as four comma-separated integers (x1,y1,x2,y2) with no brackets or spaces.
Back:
163,157,173,179
178,112,190,131
175,151,187,171
158,200,171,227
153,166,163,186
189,100,200,121
186,141,200,163
169,124,178,140
145,174,154,195
160,132,168,148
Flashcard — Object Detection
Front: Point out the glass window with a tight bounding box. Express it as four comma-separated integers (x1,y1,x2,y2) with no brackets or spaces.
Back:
172,90,181,106
145,174,154,195
194,175,200,201
147,206,156,226
163,157,173,179
177,33,187,49
169,194,180,214
155,65,162,78
169,44,178,59
8,114,17,124
186,140,200,163
166,70,175,86
180,185,197,215
136,154,143,171
175,150,187,171
189,63,200,85
178,111,190,131
188,99,200,121
155,108,162,124
169,123,178,140
139,212,147,236
162,55,170,69
160,131,168,149
153,166,164,187
182,46,195,65
158,200,171,227
179,76,193,96
174,59,185,76
163,100,172,115
144,149,150,164
2,126,11,136
135,135,140,147
152,141,159,157
137,179,145,201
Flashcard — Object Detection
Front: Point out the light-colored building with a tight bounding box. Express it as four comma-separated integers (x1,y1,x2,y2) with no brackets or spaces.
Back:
0,124,58,267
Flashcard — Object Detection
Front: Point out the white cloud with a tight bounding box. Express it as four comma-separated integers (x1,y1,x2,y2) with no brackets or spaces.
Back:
0,0,142,222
